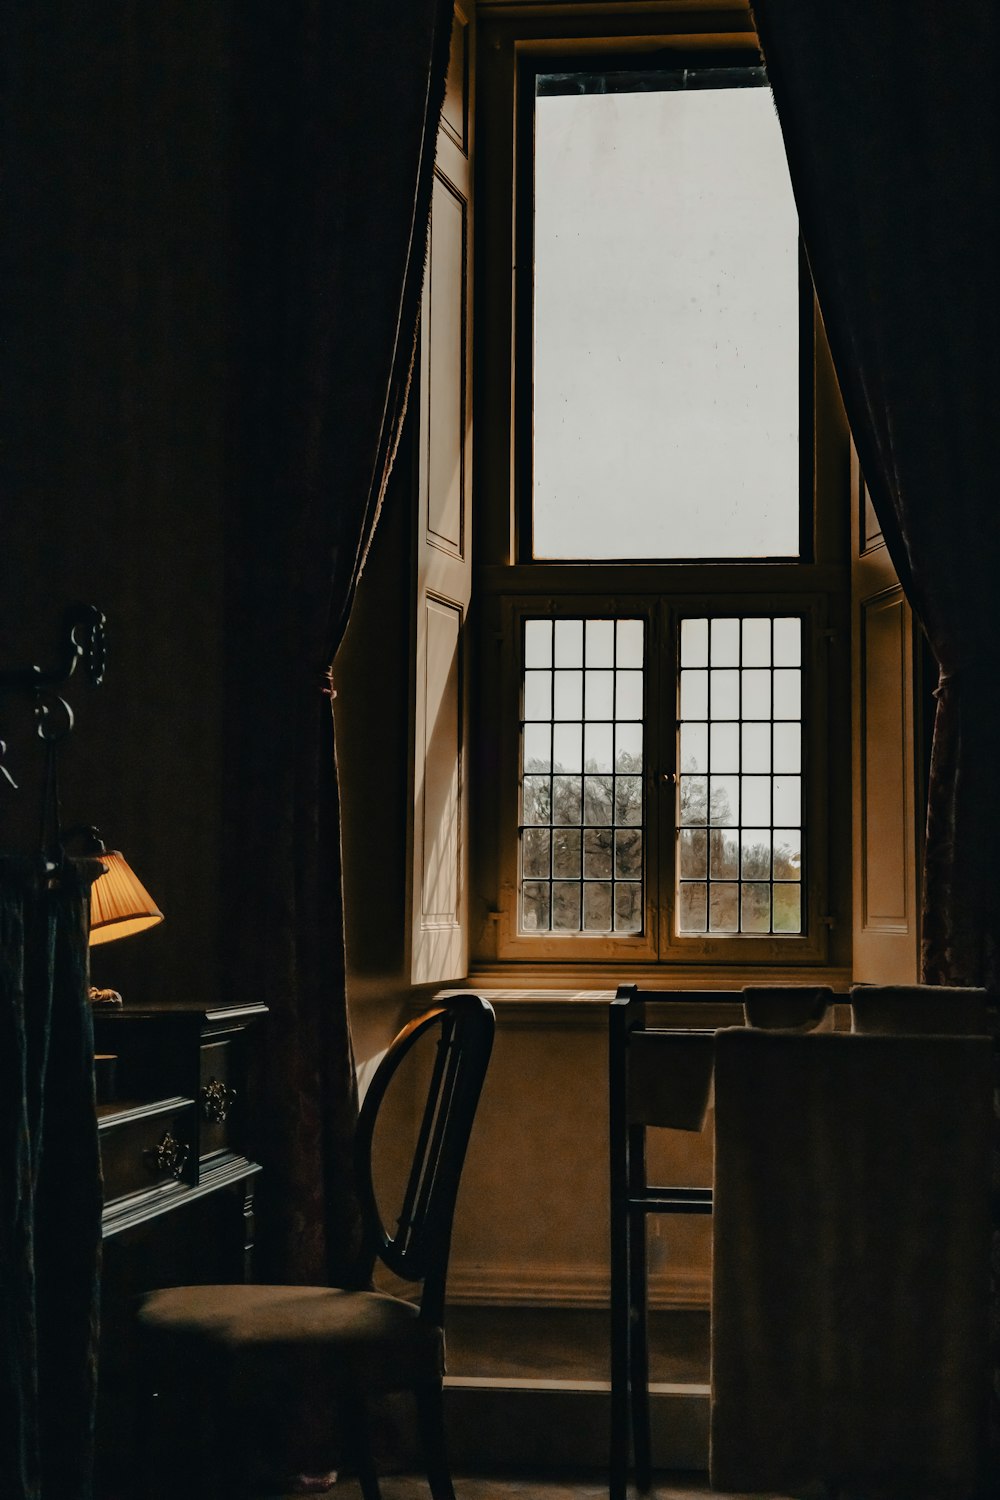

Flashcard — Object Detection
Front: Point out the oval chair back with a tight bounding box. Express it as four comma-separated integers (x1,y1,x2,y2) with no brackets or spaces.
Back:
353,993,495,1327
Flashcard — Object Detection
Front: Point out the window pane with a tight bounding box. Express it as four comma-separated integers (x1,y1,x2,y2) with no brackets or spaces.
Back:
519,616,645,935
533,71,799,559
675,614,805,937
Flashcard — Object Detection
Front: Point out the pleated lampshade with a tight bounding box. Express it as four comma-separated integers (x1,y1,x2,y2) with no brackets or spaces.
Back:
89,850,164,946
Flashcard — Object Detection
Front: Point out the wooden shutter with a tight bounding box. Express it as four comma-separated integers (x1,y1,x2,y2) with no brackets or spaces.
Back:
411,5,474,984
850,446,921,981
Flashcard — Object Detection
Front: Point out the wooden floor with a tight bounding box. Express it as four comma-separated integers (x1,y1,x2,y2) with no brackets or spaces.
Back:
325,1476,794,1499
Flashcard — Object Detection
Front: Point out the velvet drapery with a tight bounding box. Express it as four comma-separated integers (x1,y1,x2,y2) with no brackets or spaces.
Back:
221,0,455,1286
0,858,104,1500
750,1,1000,992
751,0,1000,1478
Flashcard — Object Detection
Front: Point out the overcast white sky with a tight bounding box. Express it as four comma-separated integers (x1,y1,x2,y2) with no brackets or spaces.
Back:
533,84,800,560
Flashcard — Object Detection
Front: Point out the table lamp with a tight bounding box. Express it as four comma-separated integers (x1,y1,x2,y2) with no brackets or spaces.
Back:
86,836,164,1006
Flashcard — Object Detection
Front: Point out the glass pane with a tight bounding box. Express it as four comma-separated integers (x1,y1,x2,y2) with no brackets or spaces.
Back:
616,670,643,719
615,882,643,933
523,723,551,772
741,722,771,773
553,723,582,772
772,722,801,773
741,617,771,667
553,828,581,879
522,882,550,931
711,617,740,667
741,882,771,932
615,722,642,772
773,829,802,879
710,669,740,718
585,670,614,719
773,668,801,720
678,883,708,933
741,830,771,879
710,829,738,880
616,619,644,668
523,777,551,824
679,775,708,826
552,882,581,930
741,775,771,826
585,618,615,667
773,617,801,665
680,721,708,774
681,618,708,668
522,828,551,879
616,776,642,825
773,775,801,825
710,776,738,826
773,883,801,932
524,671,552,721
584,722,613,773
524,619,552,668
583,827,613,878
681,670,708,720
679,828,707,879
554,618,584,666
615,828,642,879
709,883,739,932
583,881,613,931
742,669,771,720
583,776,613,825
553,671,583,720
533,76,799,559
710,722,739,772
553,775,582,824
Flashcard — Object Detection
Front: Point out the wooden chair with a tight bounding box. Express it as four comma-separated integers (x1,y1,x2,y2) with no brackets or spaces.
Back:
137,994,495,1500
608,985,721,1499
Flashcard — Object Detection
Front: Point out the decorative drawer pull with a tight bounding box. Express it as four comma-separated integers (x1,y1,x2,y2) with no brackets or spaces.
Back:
144,1131,189,1180
201,1077,236,1125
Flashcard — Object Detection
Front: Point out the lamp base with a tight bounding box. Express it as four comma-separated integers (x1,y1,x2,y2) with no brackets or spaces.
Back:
89,986,123,1008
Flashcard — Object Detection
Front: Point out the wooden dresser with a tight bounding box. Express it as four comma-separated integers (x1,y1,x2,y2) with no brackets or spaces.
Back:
91,1000,266,1498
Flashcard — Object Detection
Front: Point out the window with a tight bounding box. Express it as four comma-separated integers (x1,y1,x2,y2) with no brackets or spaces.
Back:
472,14,849,976
529,63,801,562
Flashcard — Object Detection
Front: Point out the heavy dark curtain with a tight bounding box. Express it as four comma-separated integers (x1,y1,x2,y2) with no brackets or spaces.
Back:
0,857,103,1500
751,1,1000,1481
221,0,454,1284
750,1,1000,992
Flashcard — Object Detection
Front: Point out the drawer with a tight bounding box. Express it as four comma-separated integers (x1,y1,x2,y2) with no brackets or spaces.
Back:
98,1097,197,1206
198,1036,240,1160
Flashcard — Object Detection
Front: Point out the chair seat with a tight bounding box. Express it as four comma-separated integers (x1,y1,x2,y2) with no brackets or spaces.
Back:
139,1284,444,1391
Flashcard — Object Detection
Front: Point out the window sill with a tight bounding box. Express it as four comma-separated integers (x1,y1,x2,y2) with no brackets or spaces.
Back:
436,965,851,1028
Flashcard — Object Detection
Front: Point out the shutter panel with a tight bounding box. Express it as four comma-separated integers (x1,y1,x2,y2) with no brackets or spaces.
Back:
850,445,921,981
411,5,473,984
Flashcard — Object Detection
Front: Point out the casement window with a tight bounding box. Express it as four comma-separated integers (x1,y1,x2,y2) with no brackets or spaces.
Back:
468,11,850,977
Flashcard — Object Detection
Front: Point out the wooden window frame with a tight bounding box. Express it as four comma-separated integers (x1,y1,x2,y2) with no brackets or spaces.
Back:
470,3,851,979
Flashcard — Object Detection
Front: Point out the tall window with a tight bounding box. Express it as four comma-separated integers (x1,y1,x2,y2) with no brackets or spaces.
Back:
472,24,848,972
530,64,801,562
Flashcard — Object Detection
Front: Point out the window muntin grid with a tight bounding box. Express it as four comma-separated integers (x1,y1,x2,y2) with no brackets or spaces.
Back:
520,617,644,935
677,616,803,936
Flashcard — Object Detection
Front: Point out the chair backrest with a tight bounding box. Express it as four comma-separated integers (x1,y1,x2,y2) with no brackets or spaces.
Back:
353,994,495,1324
610,985,723,1136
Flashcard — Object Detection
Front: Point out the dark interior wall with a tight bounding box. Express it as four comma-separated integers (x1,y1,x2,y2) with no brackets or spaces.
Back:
0,4,234,1003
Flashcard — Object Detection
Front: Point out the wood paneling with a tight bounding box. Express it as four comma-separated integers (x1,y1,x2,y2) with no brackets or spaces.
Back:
411,3,474,985
425,175,467,555
851,447,919,981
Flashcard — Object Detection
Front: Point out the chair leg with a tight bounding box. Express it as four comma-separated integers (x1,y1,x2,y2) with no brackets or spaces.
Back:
610,1198,631,1500
415,1382,455,1500
629,1210,652,1492
342,1395,382,1500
